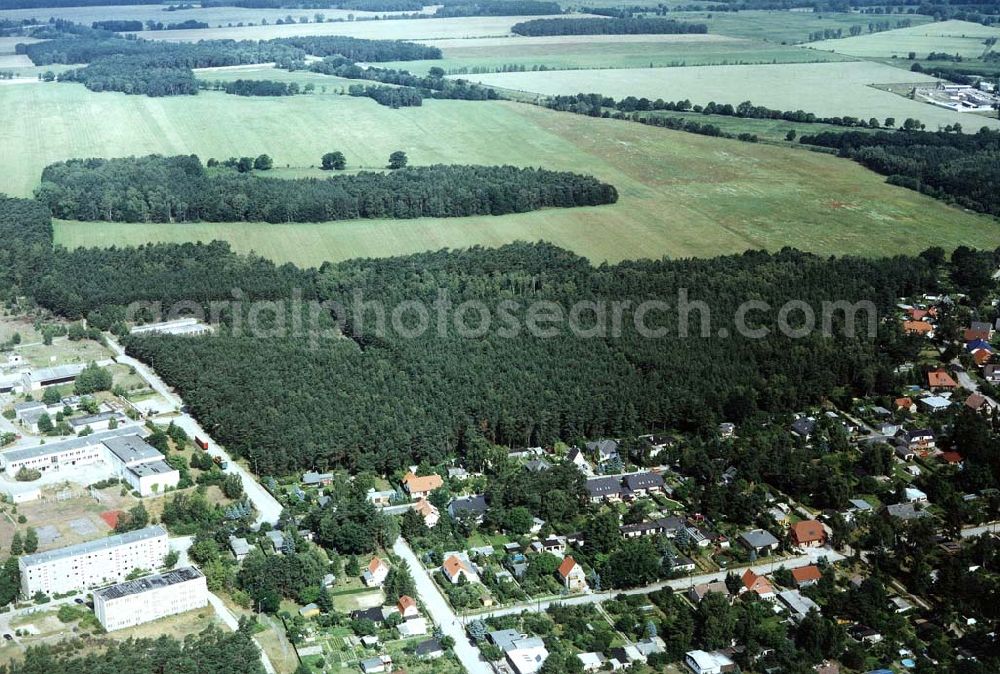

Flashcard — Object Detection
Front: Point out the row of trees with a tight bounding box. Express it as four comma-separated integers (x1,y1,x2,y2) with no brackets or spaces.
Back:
309,58,499,104
512,17,708,36
434,1,561,17
37,154,618,223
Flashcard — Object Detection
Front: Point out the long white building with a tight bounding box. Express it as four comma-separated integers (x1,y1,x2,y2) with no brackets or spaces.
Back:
93,566,207,631
19,525,169,597
0,429,178,496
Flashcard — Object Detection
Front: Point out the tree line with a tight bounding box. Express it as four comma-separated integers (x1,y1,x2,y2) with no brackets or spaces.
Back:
37,154,618,224
511,17,708,36
310,57,498,105
20,25,441,97
434,1,561,17
798,127,1000,216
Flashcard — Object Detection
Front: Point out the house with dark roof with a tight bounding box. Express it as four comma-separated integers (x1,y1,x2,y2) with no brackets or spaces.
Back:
447,494,488,522
791,417,816,439
415,637,444,660
624,471,665,496
586,477,623,502
739,529,780,555
586,439,620,463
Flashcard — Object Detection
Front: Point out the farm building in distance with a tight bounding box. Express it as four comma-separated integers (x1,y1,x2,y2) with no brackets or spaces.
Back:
20,364,86,392
129,317,213,336
19,525,169,596
92,566,207,631
0,429,179,497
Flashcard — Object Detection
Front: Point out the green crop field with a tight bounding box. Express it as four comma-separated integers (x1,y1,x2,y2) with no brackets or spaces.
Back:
376,34,850,74
810,19,1000,59
139,14,569,43
468,61,1000,131
670,10,933,44
6,81,990,265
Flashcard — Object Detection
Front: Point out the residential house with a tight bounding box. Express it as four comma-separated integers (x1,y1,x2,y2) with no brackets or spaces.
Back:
718,423,736,438
678,526,709,548
567,447,591,473
685,649,737,674
688,581,731,603
558,556,588,591
919,396,952,414
664,550,696,573
844,498,873,522
413,499,440,528
397,615,428,638
624,471,665,496
366,488,395,507
298,603,320,619
442,555,474,584
414,638,444,660
447,466,469,480
739,528,780,556
577,652,604,672
966,393,996,414
359,655,393,674
301,471,332,486
927,369,958,390
778,589,821,622
883,502,929,521
586,439,620,463
970,320,993,337
265,530,285,553
790,520,827,548
791,417,817,439
894,397,916,413
586,476,623,503
488,630,549,674
524,458,551,473
903,428,935,451
229,536,251,562
402,472,443,499
903,321,932,336
397,595,419,619
791,565,823,588
904,486,928,503
741,569,775,600
447,494,488,523
984,365,1000,383
362,557,390,587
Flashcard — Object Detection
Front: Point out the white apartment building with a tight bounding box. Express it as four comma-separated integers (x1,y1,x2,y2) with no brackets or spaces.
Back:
93,566,207,631
103,435,180,496
19,525,169,597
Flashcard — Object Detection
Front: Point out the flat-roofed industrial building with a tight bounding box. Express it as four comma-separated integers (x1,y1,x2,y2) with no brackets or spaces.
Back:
93,566,207,631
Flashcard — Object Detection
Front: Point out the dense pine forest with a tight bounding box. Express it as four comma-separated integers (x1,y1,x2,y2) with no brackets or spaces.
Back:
799,127,1000,216
0,628,264,674
37,155,618,223
511,17,709,36
123,243,937,475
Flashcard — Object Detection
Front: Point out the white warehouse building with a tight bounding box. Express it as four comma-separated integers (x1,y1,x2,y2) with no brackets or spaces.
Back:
19,525,169,597
0,429,179,497
93,566,207,631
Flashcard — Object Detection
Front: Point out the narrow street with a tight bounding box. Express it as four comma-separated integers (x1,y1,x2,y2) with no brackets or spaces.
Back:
392,537,491,674
471,547,845,622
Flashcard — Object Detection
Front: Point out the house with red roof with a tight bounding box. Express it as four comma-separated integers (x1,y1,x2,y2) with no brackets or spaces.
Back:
927,369,958,390
790,520,827,548
741,569,775,600
791,565,823,588
557,556,588,592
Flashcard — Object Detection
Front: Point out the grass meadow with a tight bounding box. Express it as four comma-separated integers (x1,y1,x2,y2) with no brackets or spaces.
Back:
4,82,988,265
670,10,933,43
468,60,1000,131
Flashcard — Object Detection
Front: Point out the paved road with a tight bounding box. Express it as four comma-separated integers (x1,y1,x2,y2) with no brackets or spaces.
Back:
469,547,845,622
392,538,491,674
960,522,1000,538
206,591,276,674
107,337,282,527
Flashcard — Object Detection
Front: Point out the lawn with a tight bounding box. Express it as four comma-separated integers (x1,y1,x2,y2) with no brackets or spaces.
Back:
3,81,997,266
468,60,1000,131
809,19,1000,59
376,34,851,75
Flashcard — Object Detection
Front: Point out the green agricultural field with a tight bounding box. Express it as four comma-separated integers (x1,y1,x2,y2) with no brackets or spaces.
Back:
669,9,932,44
376,34,851,74
10,81,991,265
0,4,421,27
138,14,568,43
194,64,365,91
468,61,1000,131
810,19,1000,59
